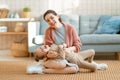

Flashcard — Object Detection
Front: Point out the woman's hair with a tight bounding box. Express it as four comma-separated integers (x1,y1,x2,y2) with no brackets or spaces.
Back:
43,10,62,23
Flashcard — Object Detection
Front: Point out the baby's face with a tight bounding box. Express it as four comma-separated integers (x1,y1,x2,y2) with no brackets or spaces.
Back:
41,45,50,52
36,45,50,57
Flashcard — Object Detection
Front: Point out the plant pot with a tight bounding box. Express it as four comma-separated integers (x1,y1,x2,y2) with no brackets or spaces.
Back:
22,12,31,18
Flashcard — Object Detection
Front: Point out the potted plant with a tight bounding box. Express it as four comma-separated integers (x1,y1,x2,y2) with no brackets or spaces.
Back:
22,7,31,18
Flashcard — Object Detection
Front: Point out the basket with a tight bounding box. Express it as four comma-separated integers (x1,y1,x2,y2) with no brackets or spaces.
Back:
0,8,9,18
11,37,29,57
11,42,29,57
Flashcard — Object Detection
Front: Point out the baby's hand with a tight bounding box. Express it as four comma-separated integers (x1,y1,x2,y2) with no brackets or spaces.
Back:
63,43,67,48
47,51,58,58
58,43,67,48
43,57,48,62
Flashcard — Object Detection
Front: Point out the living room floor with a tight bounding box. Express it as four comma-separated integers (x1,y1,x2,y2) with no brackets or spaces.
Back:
0,50,119,80
0,50,34,61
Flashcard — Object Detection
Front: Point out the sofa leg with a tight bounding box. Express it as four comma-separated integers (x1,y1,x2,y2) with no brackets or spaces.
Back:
116,52,120,60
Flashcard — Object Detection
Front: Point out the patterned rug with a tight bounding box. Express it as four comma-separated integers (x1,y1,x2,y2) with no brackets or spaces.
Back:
0,60,120,80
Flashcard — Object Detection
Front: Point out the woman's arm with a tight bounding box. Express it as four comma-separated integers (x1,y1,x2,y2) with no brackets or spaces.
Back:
64,23,82,52
71,26,82,52
44,28,54,46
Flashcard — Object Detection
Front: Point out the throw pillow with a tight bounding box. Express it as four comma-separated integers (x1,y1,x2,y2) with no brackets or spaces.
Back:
117,30,120,34
94,16,120,34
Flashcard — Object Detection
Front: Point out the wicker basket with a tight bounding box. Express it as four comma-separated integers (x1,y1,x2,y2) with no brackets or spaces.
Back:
11,42,29,57
11,37,29,57
0,8,9,18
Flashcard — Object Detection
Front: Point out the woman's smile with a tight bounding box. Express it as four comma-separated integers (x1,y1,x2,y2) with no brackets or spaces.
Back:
50,22,56,26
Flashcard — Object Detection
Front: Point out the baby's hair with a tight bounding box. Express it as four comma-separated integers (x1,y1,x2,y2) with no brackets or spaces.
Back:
34,54,44,62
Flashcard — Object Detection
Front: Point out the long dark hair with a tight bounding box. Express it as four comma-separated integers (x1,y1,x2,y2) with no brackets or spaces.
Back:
43,10,62,23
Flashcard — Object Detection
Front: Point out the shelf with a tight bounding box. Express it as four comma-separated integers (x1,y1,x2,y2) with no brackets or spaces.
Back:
0,32,28,35
0,18,34,22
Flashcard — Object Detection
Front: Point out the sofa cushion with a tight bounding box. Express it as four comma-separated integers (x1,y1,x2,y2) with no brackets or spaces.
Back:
79,15,100,35
60,15,79,34
94,16,120,34
80,34,120,44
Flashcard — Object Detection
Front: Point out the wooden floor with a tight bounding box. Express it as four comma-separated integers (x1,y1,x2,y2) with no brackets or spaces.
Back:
94,53,117,60
0,50,119,80
0,49,34,61
0,60,120,80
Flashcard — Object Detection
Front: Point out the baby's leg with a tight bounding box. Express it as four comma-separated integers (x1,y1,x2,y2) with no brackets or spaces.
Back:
43,60,66,69
78,49,95,62
43,66,77,74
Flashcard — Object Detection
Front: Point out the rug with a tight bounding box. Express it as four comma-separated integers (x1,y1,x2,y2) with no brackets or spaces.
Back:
0,60,120,80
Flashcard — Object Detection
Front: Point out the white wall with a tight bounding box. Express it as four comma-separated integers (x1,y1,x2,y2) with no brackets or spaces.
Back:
0,0,120,18
78,0,120,15
0,0,49,19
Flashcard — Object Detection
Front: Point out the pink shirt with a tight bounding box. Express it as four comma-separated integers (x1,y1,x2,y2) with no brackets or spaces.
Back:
44,22,82,52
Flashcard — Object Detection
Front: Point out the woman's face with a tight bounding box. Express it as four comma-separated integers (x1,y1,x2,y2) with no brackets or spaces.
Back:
45,13,60,28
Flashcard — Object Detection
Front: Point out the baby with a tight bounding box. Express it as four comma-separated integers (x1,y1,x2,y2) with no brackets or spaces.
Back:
27,43,79,74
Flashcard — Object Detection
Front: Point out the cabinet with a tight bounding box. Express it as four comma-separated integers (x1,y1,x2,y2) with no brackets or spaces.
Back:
0,18,34,50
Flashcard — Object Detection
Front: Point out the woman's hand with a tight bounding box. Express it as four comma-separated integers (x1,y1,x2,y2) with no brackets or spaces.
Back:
64,47,75,58
58,43,67,49
63,48,71,58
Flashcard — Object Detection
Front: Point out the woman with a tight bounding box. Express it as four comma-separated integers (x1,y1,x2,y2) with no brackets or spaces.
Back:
35,10,108,73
